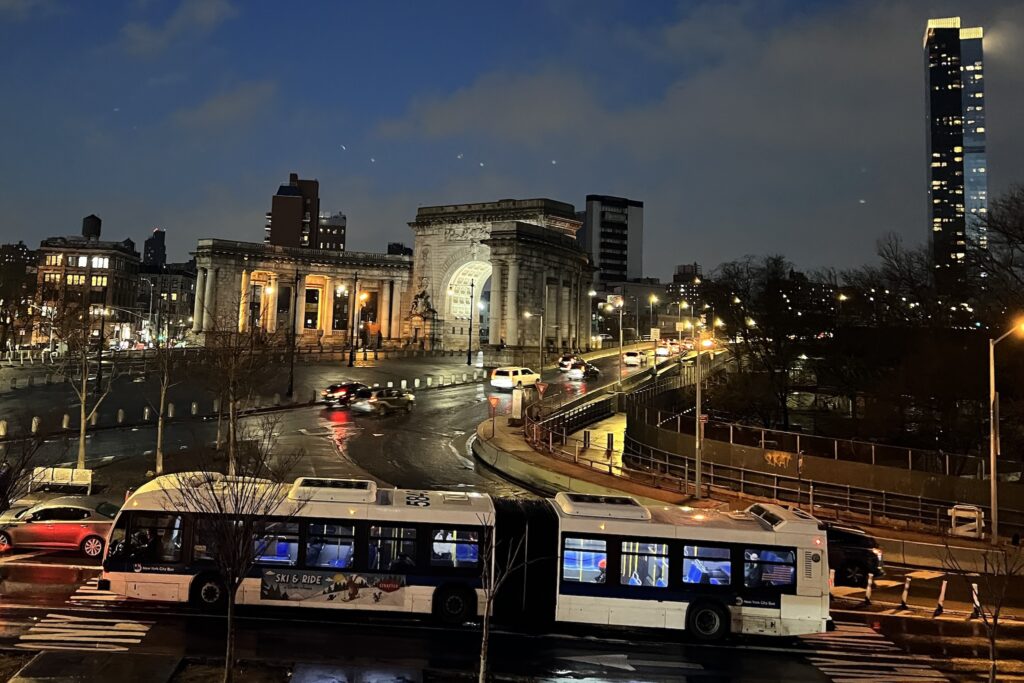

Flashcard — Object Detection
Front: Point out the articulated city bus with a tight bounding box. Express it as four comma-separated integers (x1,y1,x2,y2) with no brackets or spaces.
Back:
99,475,829,640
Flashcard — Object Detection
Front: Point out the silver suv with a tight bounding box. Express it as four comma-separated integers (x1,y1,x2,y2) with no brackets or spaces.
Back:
350,388,415,415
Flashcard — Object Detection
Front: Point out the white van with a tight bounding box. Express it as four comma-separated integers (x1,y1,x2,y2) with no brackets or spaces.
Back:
490,367,541,390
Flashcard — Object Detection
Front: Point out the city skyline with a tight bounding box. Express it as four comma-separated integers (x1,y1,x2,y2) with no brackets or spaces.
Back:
1,1,1023,281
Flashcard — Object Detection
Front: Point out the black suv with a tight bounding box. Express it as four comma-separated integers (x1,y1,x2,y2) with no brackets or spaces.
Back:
321,382,368,408
822,521,884,587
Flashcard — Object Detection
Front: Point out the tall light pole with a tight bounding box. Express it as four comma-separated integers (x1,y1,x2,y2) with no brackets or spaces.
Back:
587,289,596,350
988,321,1024,544
606,299,624,388
466,279,475,366
649,294,658,349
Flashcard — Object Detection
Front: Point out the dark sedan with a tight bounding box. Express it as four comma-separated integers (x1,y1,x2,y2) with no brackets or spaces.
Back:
321,382,369,408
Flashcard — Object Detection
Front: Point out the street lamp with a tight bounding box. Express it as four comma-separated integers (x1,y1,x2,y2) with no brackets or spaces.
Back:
466,279,475,366
606,299,624,388
988,320,1024,544
648,294,658,344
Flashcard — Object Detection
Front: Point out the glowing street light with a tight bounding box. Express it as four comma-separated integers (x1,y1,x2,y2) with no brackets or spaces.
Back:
987,320,1024,544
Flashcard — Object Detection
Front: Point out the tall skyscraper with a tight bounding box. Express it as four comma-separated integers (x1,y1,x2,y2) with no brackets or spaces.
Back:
143,228,166,268
265,172,321,249
577,194,643,285
924,17,987,294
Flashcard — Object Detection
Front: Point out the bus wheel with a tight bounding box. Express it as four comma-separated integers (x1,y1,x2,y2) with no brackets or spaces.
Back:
80,536,105,558
687,600,730,642
434,585,475,625
190,575,228,612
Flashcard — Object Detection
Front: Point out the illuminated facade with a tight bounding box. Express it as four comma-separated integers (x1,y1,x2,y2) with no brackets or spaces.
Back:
924,17,987,294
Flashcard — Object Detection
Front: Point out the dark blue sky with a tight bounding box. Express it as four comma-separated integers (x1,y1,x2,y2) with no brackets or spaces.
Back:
2,0,1023,279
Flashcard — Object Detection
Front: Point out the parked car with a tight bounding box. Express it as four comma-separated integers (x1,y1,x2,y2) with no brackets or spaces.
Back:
0,496,121,558
349,388,415,415
321,382,369,407
822,521,884,587
490,366,541,390
566,362,600,381
622,350,648,367
558,354,580,372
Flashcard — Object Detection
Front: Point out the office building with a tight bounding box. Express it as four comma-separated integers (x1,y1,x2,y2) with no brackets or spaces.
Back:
143,228,166,268
577,195,643,284
924,17,987,294
317,211,346,251
138,260,197,342
35,215,141,344
666,263,703,305
265,172,322,249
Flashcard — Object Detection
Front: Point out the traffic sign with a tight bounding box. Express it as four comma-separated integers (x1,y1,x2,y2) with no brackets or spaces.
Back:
650,327,661,340
487,396,501,410
699,414,709,423
675,322,688,332
535,382,549,397
606,295,624,307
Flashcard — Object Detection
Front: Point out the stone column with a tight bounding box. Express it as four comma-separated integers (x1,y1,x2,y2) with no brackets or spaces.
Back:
384,280,394,339
349,276,360,342
238,269,251,332
568,276,577,350
321,276,334,335
505,259,518,346
294,273,306,334
192,267,206,333
376,281,389,339
488,262,503,346
389,281,403,342
202,267,218,331
264,273,278,332
555,277,565,351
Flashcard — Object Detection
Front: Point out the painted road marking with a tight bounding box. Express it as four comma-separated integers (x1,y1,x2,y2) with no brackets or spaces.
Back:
70,577,121,603
15,613,153,652
906,570,945,581
802,622,946,681
556,654,703,672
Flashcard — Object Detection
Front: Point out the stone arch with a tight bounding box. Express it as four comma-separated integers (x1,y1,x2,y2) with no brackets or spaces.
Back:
440,259,492,351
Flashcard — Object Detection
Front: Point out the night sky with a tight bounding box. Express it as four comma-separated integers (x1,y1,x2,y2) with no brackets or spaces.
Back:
1,0,1022,279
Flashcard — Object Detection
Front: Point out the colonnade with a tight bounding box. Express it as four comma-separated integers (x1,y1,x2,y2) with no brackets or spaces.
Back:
191,266,404,343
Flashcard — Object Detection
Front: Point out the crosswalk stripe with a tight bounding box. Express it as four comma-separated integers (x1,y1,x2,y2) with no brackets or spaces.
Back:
16,613,152,652
906,570,944,581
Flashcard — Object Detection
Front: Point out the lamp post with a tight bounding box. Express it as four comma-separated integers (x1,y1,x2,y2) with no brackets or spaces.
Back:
649,294,658,348
988,321,1024,544
467,279,475,366
94,306,107,393
347,273,361,368
587,289,596,350
606,299,624,389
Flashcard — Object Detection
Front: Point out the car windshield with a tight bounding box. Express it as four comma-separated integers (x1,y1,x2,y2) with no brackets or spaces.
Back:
95,502,120,519
354,389,373,398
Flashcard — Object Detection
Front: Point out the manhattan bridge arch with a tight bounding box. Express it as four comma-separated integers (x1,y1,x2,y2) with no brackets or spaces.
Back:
405,199,593,365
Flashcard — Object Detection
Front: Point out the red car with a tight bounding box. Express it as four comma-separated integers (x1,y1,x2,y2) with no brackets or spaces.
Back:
0,496,120,558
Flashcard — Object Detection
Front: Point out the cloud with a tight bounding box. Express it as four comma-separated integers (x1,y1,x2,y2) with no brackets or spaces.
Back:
0,0,57,21
378,1,1024,278
172,81,276,130
121,0,237,56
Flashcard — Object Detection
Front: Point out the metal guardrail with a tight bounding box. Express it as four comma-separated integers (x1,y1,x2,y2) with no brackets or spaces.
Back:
515,354,1024,538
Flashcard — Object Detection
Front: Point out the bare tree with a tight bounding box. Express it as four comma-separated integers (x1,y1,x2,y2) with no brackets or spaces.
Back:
198,292,277,475
944,543,1024,683
0,418,45,514
161,413,305,683
149,326,187,475
50,298,119,470
476,512,545,683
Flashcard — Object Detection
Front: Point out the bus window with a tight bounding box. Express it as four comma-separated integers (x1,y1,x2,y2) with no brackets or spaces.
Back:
682,545,731,586
431,528,480,568
562,537,606,584
130,513,183,563
254,522,300,566
369,525,417,572
743,548,796,589
306,522,355,569
620,541,669,587
106,513,129,559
